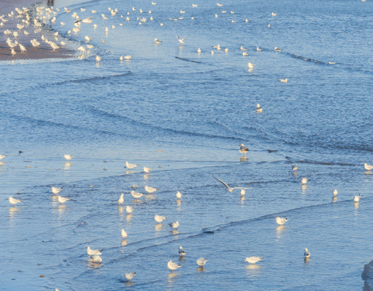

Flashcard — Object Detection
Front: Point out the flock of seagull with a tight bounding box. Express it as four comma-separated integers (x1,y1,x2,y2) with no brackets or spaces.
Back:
1,2,294,81
3,141,368,285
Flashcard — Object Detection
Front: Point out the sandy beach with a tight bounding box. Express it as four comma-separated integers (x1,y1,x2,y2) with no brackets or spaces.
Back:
0,0,74,61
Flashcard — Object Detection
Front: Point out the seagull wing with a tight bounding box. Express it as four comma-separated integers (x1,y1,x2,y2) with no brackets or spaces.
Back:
213,176,230,189
181,36,188,41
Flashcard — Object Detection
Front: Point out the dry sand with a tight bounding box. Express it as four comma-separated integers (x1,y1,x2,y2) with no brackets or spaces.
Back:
0,0,75,61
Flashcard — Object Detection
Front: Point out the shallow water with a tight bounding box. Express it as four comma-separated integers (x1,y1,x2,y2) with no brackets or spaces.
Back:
1,0,373,290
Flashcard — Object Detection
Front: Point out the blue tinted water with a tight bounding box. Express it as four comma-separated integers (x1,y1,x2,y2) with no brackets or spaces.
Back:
1,0,373,290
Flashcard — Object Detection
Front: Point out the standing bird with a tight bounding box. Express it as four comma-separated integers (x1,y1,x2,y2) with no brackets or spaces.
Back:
276,217,288,225
52,187,63,194
178,246,186,256
196,257,208,266
7,196,22,207
64,154,73,161
239,143,249,156
354,194,361,202
121,229,127,239
304,248,311,259
176,191,182,199
364,163,373,171
125,272,136,281
145,185,159,194
167,260,181,272
154,214,167,223
96,55,101,62
125,161,138,169
143,166,152,173
154,38,162,44
87,246,102,256
332,189,338,196
126,205,133,214
118,193,124,204
245,256,263,264
57,196,70,204
131,191,144,199
170,221,179,230
301,178,308,185
0,155,7,159
91,255,102,263
176,36,187,44
248,62,255,69
256,104,262,113
292,164,297,171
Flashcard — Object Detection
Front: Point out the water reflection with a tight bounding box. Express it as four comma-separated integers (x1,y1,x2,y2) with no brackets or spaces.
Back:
87,259,102,269
64,162,71,170
240,157,248,162
276,225,286,239
143,174,149,179
58,204,66,215
176,200,181,210
304,257,311,264
126,170,134,175
121,239,128,247
197,266,206,272
155,223,163,231
125,282,134,287
9,207,19,221
172,230,179,235
332,196,337,203
301,184,307,194
126,214,133,222
240,195,245,205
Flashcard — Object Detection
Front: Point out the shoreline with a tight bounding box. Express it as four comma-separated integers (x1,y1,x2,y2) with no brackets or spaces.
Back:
0,0,76,61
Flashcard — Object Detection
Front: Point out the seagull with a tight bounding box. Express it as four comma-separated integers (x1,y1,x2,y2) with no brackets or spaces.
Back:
272,12,277,16
274,47,282,51
256,47,263,51
125,161,138,169
57,195,70,204
276,217,288,225
144,166,152,173
332,189,338,196
354,194,361,202
242,52,249,56
96,55,101,62
248,62,255,69
124,55,131,60
170,221,179,230
0,155,6,159
130,191,144,199
87,246,102,256
52,187,63,194
245,256,263,264
176,191,182,199
8,196,22,207
91,255,102,263
145,186,159,194
197,48,201,53
364,163,373,171
240,189,246,195
256,104,262,113
176,36,187,44
178,246,186,256
64,154,73,161
214,176,249,193
121,229,128,239
224,48,228,52
280,78,288,83
217,3,223,7
168,260,181,272
125,272,136,281
155,215,167,223
239,143,249,156
240,46,248,51
196,257,208,266
292,164,297,171
154,38,162,44
301,178,308,184
118,193,124,204
304,248,311,258
126,206,133,214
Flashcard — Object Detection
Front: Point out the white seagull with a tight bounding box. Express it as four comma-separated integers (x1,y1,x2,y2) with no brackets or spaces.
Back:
126,206,133,214
304,248,311,258
196,257,208,266
145,186,158,194
155,215,167,223
248,62,255,69
245,256,263,264
8,196,22,206
332,189,338,196
121,229,128,239
276,217,288,225
354,194,361,202
52,187,63,194
176,191,182,199
292,164,297,171
239,143,249,156
126,161,138,169
125,272,136,281
118,193,124,204
57,195,70,204
301,178,308,184
131,191,144,199
214,176,249,193
256,104,262,113
364,163,373,171
91,255,102,263
64,154,73,161
170,221,179,230
87,246,102,256
144,166,152,173
155,38,162,44
176,36,187,44
167,260,181,272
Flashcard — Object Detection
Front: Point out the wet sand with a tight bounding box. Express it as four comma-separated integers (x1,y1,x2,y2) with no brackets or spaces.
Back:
0,0,75,61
